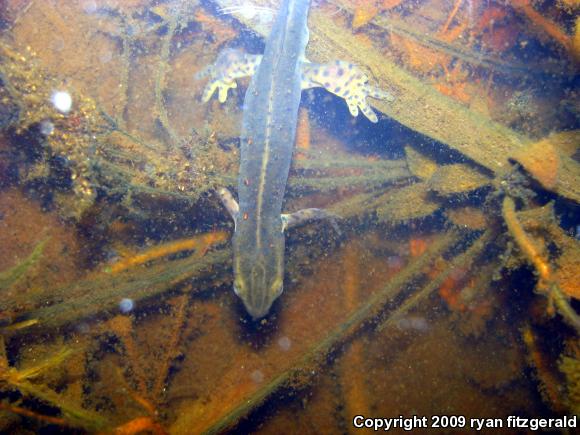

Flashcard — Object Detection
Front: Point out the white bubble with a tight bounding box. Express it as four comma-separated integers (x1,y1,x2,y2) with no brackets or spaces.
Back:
250,369,264,383
119,298,134,313
277,336,291,351
396,316,429,332
51,91,72,113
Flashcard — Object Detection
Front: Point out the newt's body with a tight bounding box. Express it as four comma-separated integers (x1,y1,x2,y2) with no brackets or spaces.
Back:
197,0,393,318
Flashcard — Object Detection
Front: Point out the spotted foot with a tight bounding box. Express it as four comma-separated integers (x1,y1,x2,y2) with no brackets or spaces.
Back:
195,48,262,103
302,60,394,123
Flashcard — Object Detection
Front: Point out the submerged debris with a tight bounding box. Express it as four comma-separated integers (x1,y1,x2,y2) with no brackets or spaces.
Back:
0,238,47,291
375,182,441,223
404,145,438,181
0,0,578,431
503,196,580,333
445,206,488,230
511,137,561,190
559,348,580,415
428,163,491,196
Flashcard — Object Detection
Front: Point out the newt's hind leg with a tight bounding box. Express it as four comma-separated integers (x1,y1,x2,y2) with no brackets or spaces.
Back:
282,208,341,235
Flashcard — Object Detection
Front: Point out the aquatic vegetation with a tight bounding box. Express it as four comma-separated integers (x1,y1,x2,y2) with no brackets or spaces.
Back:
511,136,562,190
0,0,578,431
559,344,580,415
512,0,575,56
427,163,491,196
0,238,47,291
445,207,488,230
502,197,580,332
404,146,438,180
375,183,440,223
106,231,227,274
522,324,567,412
0,340,108,431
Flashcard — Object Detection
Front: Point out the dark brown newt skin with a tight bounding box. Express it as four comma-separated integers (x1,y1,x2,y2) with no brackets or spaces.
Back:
232,0,311,319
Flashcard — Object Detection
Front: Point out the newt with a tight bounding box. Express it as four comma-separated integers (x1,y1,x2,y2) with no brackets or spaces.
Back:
197,0,394,318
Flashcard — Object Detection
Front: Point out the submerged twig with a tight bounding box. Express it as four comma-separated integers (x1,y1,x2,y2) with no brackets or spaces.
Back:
152,293,189,399
378,229,494,331
0,402,67,427
17,248,230,333
106,231,227,274
502,196,580,333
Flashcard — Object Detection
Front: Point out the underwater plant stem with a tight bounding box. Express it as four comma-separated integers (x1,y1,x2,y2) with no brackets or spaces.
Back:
0,238,48,291
334,0,564,77
502,196,580,333
549,283,580,334
152,293,189,399
512,1,572,52
190,232,459,434
154,14,180,147
111,416,167,435
17,248,230,334
502,196,550,282
378,229,493,331
13,348,73,381
0,402,68,427
107,232,227,274
521,324,566,412
6,377,108,431
0,347,102,430
440,0,463,34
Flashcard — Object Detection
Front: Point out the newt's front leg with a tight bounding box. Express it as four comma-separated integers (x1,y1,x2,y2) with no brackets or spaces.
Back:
196,48,262,103
196,50,393,123
301,60,394,123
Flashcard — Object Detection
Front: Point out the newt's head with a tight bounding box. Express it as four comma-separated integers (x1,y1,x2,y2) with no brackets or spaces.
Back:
232,229,284,319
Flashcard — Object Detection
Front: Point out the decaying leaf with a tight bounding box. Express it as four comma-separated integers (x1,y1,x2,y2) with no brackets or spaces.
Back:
511,138,561,190
428,164,491,195
376,182,440,223
405,146,438,180
445,207,488,230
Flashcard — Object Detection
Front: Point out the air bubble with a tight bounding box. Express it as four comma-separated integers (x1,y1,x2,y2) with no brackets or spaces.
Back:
277,336,291,351
250,370,264,383
51,91,72,113
119,298,134,313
